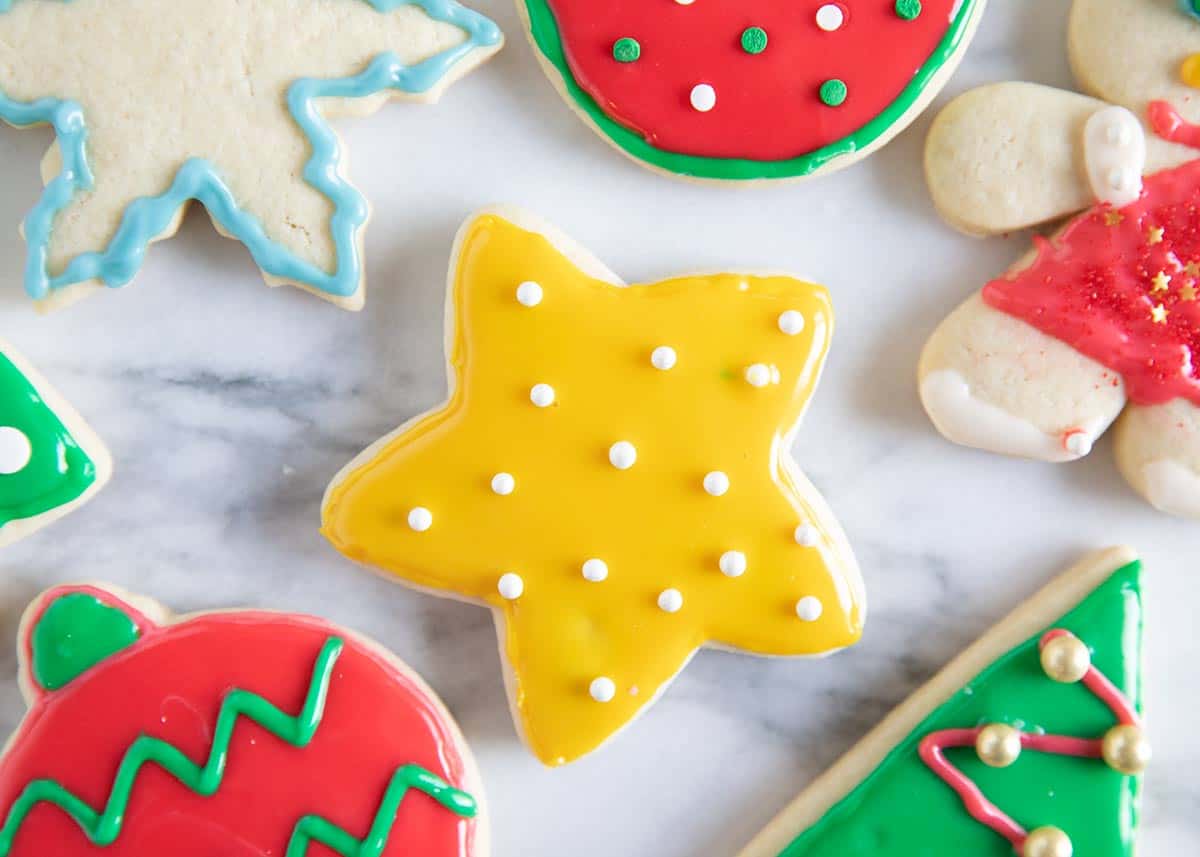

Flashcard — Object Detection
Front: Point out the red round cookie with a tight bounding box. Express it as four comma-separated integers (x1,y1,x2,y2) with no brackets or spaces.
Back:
0,585,483,857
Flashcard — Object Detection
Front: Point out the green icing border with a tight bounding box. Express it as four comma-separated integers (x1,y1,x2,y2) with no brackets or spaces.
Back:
774,559,1144,856
522,0,984,180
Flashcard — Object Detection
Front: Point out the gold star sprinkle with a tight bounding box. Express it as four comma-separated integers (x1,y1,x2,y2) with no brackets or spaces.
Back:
1151,271,1172,294
1186,261,1200,278
1104,210,1124,227
321,211,865,766
1151,304,1169,324
1181,283,1197,302
1147,226,1165,245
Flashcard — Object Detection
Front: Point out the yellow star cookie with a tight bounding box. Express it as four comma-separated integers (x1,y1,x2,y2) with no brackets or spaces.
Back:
321,209,864,766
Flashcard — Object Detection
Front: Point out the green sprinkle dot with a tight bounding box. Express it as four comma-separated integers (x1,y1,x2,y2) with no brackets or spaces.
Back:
612,37,641,63
740,26,768,55
895,0,922,20
819,78,848,107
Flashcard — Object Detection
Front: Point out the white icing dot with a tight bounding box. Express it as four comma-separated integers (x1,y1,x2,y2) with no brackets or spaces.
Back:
703,471,730,496
674,0,695,6
589,676,617,703
1105,121,1132,146
491,472,516,495
609,441,637,470
745,363,772,388
794,524,819,547
582,558,609,582
778,310,805,335
796,596,824,622
407,507,433,532
719,550,747,578
530,383,556,407
815,4,844,31
690,83,717,113
498,573,525,600
1065,431,1094,457
516,281,543,307
651,346,678,371
0,427,32,475
657,588,684,613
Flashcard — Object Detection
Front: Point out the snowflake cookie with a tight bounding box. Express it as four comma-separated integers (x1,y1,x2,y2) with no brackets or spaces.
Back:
0,0,503,311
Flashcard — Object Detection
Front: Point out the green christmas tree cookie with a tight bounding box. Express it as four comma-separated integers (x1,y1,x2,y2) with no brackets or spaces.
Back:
0,341,111,547
740,547,1146,857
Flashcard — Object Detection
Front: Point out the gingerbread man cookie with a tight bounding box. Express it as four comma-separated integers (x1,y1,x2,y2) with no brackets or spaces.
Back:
518,0,987,182
322,208,864,766
741,546,1147,857
0,341,110,548
0,583,486,856
0,0,502,311
921,0,1200,518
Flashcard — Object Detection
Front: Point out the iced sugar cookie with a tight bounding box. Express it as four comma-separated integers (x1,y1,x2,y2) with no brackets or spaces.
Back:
0,341,110,548
518,0,987,182
0,0,502,311
741,546,1147,857
0,583,486,856
921,0,1200,517
322,208,864,766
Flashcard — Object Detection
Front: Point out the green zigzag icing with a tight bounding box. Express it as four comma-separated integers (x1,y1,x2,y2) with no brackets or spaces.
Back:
0,635,478,854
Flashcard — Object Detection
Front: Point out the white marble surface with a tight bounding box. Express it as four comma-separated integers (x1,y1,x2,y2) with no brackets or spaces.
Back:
0,0,1196,853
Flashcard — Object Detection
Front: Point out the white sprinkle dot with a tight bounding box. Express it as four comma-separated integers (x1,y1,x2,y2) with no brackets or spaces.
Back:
590,677,617,703
796,596,824,622
491,472,515,495
407,507,433,532
703,471,730,496
690,83,717,112
651,346,678,371
516,281,543,307
1105,121,1132,146
582,558,609,582
1065,431,1094,457
719,550,747,578
498,573,525,600
609,441,637,470
778,310,805,335
657,588,684,613
0,427,32,475
745,363,772,388
794,524,819,547
815,4,844,31
530,383,556,407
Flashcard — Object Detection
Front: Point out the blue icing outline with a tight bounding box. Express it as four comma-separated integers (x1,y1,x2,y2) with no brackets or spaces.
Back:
0,0,502,300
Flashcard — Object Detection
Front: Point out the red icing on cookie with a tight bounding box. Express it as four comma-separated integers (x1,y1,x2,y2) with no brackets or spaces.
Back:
0,587,477,857
983,160,1200,407
544,0,962,161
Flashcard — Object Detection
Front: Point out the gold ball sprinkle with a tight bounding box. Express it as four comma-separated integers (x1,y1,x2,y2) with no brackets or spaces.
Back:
975,723,1022,768
1102,724,1152,775
1023,826,1073,857
1040,634,1091,683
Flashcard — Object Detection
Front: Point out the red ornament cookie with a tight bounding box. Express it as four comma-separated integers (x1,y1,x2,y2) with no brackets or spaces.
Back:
0,584,486,857
519,0,987,181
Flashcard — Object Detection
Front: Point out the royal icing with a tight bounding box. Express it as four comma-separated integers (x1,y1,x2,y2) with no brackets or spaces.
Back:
744,554,1145,857
982,159,1200,407
322,210,864,766
0,346,107,545
521,0,983,179
0,585,481,856
1083,106,1145,208
0,0,501,306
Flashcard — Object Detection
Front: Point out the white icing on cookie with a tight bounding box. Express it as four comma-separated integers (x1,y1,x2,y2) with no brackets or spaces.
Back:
0,427,32,475
1083,106,1145,208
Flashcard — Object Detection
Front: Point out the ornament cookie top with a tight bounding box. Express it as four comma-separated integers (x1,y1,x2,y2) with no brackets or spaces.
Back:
519,0,987,182
740,546,1147,857
0,584,486,856
0,341,110,548
0,0,502,311
921,0,1200,518
322,208,864,766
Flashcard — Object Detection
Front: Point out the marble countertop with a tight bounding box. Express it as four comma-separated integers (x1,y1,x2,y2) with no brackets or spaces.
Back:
0,0,1194,853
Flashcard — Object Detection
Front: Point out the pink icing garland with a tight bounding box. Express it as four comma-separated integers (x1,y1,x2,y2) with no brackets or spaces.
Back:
917,630,1140,852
